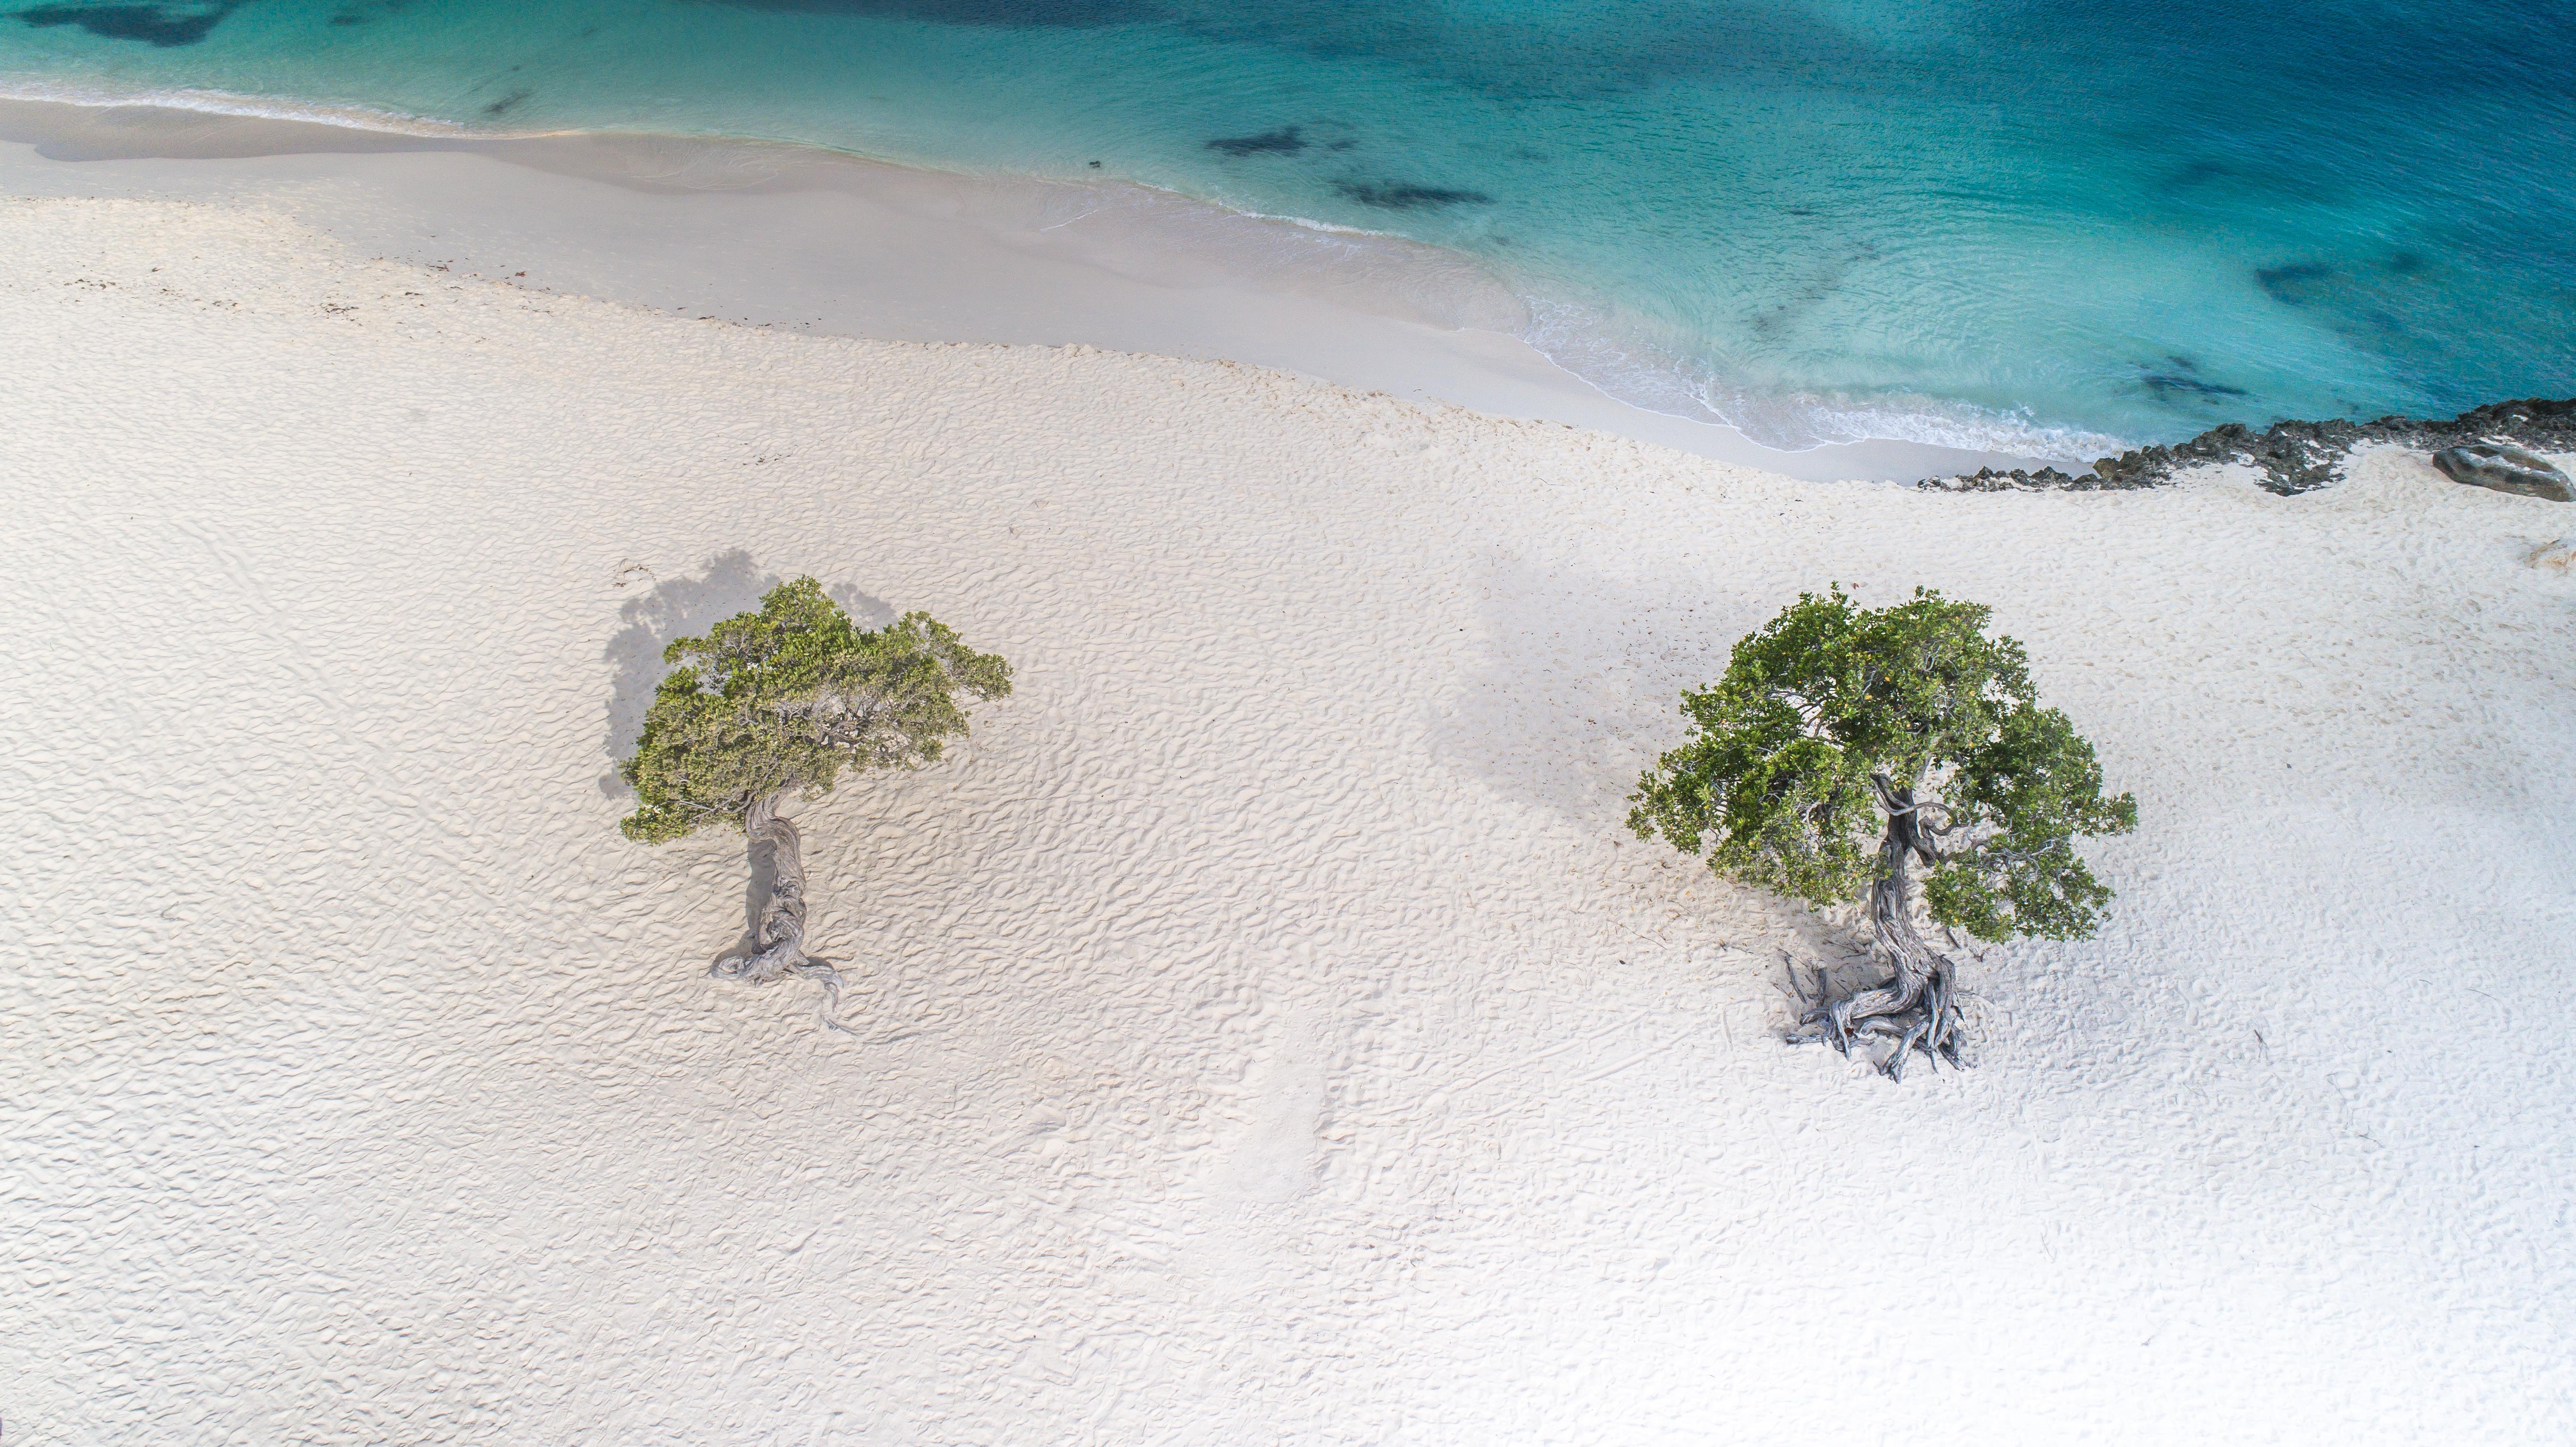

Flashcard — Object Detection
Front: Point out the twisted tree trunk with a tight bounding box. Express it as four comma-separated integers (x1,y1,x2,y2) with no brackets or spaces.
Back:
710,793,854,1033
1792,778,1967,1079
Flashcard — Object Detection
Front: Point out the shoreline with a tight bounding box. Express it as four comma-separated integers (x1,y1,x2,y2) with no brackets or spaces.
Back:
0,92,2062,483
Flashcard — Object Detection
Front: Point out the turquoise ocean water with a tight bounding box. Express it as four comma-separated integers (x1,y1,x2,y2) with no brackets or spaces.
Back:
5,0,2571,452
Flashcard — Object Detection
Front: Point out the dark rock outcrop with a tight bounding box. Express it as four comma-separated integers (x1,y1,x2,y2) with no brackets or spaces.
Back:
2431,443,2572,502
1922,396,2576,497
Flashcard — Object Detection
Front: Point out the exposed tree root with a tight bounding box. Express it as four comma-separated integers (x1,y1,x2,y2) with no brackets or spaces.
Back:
710,793,855,1034
1787,951,1965,1082
1786,780,1969,1080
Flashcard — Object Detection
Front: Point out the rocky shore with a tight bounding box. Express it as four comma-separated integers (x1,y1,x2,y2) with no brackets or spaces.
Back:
1924,396,2576,496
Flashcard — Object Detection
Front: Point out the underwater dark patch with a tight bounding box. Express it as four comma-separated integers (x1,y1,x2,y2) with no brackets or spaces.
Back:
2140,372,2248,401
16,0,242,46
2163,158,2236,190
714,0,1147,27
1207,126,1305,157
483,89,532,117
2255,262,2334,306
1335,180,1491,210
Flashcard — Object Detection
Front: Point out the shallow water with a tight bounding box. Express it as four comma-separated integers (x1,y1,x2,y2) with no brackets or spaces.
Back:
6,0,2571,451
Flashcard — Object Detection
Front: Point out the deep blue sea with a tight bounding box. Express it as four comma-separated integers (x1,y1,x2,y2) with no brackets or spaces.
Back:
5,0,2571,451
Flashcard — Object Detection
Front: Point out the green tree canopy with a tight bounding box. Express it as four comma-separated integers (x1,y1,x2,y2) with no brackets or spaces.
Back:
1629,587,2135,1076
617,575,1011,1032
1629,586,2134,942
620,576,1012,842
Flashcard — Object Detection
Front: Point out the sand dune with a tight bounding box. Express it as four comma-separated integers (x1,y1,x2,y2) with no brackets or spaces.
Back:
3,195,2570,1444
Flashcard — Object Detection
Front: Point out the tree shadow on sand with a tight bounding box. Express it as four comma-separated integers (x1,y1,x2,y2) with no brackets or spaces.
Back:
1428,554,1891,1022
599,550,893,776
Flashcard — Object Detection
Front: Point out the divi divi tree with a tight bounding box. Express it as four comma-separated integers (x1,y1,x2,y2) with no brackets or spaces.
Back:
1628,588,2135,1079
620,577,1011,1029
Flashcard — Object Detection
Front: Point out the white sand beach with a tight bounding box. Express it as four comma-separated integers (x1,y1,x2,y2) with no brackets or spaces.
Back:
2,174,2572,1445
